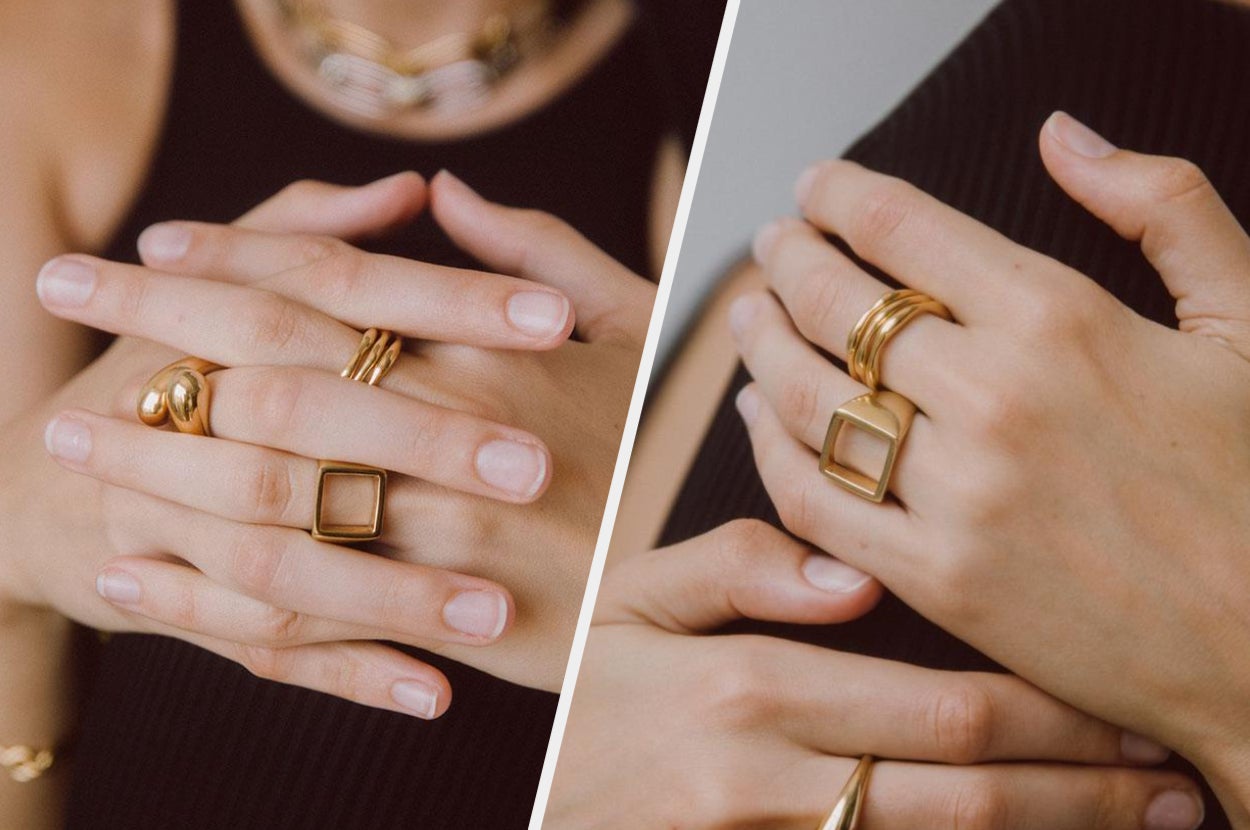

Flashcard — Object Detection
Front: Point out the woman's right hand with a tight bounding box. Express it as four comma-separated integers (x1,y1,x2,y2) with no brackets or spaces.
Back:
547,520,1203,830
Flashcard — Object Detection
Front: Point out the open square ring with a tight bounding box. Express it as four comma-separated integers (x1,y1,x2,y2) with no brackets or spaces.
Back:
819,392,916,503
311,461,388,542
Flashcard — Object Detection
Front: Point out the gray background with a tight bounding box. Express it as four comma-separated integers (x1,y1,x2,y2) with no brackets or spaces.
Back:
658,0,999,366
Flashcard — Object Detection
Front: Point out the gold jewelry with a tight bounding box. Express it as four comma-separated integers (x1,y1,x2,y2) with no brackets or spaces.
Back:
846,289,951,391
817,755,874,830
0,744,54,783
820,392,916,503
341,328,403,386
138,358,226,437
312,330,399,543
277,0,558,118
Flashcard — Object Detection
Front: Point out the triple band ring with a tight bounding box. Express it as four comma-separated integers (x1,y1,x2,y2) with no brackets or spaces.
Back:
820,290,950,503
817,755,874,830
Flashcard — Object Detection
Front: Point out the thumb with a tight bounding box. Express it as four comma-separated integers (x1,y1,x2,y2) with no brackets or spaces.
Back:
1039,111,1250,346
597,519,883,633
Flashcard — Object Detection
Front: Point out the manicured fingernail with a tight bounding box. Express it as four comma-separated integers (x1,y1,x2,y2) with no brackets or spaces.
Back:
390,679,440,719
443,590,508,639
36,257,96,307
728,293,760,338
44,415,92,463
475,439,548,499
1144,790,1203,830
96,570,142,604
734,385,760,425
795,164,821,205
507,291,570,338
137,223,193,263
752,219,785,264
802,554,872,593
1047,111,1117,159
1121,731,1170,764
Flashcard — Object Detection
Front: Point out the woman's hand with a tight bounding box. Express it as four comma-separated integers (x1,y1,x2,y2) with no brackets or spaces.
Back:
733,111,1250,812
30,171,654,693
548,520,1201,829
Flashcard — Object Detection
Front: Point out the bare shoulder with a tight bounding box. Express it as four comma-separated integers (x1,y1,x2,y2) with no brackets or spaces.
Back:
0,0,174,250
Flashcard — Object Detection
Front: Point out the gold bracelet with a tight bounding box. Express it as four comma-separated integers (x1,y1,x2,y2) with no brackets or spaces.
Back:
0,744,54,783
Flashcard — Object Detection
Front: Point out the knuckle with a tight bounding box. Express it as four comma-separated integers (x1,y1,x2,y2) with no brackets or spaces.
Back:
777,371,822,438
241,293,306,353
849,180,917,256
116,269,155,323
281,178,327,201
243,455,294,522
306,249,367,305
708,519,776,571
402,408,450,473
253,605,305,647
296,234,348,264
792,266,852,343
928,683,999,764
1149,156,1213,205
236,643,291,682
246,368,307,434
227,528,291,600
773,474,820,540
946,778,1010,830
701,641,777,728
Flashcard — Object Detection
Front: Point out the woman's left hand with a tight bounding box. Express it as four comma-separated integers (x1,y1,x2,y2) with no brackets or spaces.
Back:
732,112,1250,816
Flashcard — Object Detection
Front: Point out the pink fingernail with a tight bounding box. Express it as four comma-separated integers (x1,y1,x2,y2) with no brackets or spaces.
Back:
734,385,760,425
475,440,548,499
728,294,760,338
138,223,192,264
802,554,872,593
96,570,142,604
443,590,508,639
44,416,92,463
1121,731,1170,764
1144,790,1203,830
390,679,440,719
795,164,821,205
36,257,97,308
1047,111,1117,159
507,291,570,338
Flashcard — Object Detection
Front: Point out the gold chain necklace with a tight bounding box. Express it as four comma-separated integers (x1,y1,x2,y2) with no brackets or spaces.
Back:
277,0,557,118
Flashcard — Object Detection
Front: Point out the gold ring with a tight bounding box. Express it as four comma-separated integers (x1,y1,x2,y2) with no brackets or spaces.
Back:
846,289,950,391
820,392,915,503
341,328,403,387
137,357,225,437
817,755,874,830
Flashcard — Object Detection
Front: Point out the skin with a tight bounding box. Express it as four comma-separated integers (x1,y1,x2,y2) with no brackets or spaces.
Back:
734,111,1250,825
548,520,1200,829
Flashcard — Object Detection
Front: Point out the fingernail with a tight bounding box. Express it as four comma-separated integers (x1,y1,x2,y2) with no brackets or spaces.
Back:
1144,790,1203,830
434,169,480,200
734,385,760,425
390,679,440,719
728,293,760,338
802,554,873,593
1121,731,1171,764
1047,111,1117,159
795,164,821,205
507,291,570,339
44,415,92,463
96,570,142,604
752,219,785,264
137,223,193,264
36,257,97,307
443,590,508,639
475,439,548,499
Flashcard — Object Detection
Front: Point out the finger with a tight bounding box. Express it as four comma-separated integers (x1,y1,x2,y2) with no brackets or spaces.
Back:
429,170,653,342
751,216,963,408
794,159,1046,318
597,519,882,631
233,171,427,237
785,757,1204,830
735,383,915,584
729,291,943,507
130,496,515,646
36,256,360,370
208,366,552,503
1040,110,1250,346
45,411,319,528
136,223,574,349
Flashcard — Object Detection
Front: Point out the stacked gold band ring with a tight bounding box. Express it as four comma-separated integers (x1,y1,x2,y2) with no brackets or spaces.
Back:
137,357,225,437
311,329,403,543
821,290,950,503
817,756,874,830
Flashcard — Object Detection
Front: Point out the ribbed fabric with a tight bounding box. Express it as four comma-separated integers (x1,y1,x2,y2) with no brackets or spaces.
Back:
63,1,724,827
660,1,1250,827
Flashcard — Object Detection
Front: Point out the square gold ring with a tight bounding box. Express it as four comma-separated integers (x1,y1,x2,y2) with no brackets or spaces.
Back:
819,392,916,503
311,461,387,542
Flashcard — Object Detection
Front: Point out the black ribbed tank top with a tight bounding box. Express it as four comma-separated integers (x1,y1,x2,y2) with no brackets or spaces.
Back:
64,1,722,827
660,1,1250,827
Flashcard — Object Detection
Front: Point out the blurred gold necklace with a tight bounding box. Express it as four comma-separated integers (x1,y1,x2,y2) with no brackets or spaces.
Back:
277,0,556,118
